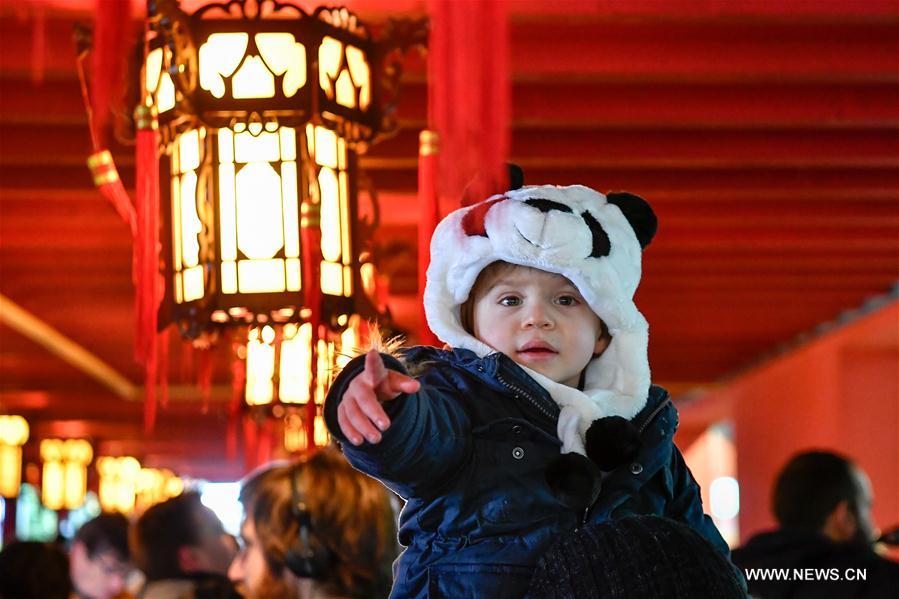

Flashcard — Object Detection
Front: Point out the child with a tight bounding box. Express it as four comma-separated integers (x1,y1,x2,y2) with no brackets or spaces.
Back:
324,183,729,598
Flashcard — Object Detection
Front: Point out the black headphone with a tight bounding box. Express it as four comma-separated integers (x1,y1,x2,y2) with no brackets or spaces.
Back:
282,469,333,579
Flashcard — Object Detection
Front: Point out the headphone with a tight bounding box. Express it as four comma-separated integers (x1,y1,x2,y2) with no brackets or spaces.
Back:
282,469,333,579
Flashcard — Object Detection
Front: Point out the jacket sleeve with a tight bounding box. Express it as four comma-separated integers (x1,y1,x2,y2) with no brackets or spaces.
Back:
665,446,731,556
324,352,472,499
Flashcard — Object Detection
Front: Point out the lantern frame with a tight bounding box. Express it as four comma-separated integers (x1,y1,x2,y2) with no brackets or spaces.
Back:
144,0,421,337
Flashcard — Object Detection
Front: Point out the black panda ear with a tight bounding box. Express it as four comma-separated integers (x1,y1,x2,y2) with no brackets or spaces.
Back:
507,163,524,190
606,192,657,249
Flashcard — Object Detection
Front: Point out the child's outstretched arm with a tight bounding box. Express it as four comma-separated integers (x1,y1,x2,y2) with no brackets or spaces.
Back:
325,348,472,499
337,349,420,446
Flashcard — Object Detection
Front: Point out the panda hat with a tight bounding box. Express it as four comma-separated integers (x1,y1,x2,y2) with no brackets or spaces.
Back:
424,183,657,455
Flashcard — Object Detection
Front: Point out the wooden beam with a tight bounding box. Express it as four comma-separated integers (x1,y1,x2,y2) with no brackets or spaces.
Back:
0,293,138,400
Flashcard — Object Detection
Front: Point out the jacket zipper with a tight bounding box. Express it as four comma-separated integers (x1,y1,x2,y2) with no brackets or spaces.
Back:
495,371,556,425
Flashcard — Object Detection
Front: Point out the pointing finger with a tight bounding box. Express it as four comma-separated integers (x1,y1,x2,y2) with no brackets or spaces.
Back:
364,349,388,387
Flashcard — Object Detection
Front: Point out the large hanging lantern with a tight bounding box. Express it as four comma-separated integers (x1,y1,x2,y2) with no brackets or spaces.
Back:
143,1,399,333
142,0,421,446
0,415,29,498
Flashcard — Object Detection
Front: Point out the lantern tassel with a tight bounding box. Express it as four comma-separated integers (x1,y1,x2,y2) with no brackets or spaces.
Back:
226,333,246,460
417,130,441,346
135,119,162,432
300,198,322,450
197,346,213,415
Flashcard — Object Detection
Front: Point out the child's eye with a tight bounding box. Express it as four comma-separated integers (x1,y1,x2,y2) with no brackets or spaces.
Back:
556,295,579,306
498,295,521,306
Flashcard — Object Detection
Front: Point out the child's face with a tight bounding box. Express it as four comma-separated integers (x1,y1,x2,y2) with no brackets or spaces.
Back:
471,266,608,388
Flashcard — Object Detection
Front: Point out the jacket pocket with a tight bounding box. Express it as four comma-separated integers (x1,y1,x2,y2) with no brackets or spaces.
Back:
427,562,533,598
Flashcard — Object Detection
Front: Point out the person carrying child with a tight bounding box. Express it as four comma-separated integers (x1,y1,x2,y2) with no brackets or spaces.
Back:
324,179,732,598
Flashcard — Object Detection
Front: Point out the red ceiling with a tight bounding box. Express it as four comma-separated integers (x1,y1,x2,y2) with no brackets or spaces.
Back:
1,0,897,480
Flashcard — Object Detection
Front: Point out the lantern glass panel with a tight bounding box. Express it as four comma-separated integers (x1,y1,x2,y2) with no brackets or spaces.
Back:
218,126,302,296
346,45,371,110
284,414,306,453
315,339,333,405
199,32,249,99
0,445,22,497
279,322,312,404
319,36,342,100
170,129,207,304
43,460,64,510
335,70,355,108
313,414,329,446
256,33,307,96
246,326,276,405
158,70,176,113
0,415,29,446
309,126,352,297
233,55,275,99
145,48,163,96
64,462,87,510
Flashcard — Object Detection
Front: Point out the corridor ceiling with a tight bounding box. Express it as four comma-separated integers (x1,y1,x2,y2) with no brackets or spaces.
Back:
1,0,897,479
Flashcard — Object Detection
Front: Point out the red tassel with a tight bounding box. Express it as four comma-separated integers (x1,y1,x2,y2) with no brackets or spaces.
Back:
158,329,169,409
135,126,161,432
87,150,137,235
197,347,213,415
243,416,258,471
417,131,441,346
226,334,246,460
300,198,322,445
427,0,510,205
91,0,132,149
144,354,157,434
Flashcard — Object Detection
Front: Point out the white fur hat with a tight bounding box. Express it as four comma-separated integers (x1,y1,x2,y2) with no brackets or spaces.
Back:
424,184,658,453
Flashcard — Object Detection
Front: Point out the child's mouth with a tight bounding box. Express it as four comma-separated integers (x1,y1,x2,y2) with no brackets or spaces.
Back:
518,344,558,359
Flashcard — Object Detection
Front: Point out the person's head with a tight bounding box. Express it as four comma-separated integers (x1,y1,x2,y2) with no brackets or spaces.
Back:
70,512,132,599
772,450,876,545
425,184,657,402
132,491,237,581
529,515,745,599
462,261,611,387
229,446,397,599
0,541,71,599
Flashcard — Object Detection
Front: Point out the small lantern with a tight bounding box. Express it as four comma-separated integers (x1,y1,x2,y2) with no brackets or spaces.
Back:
97,456,142,514
40,438,93,510
136,467,183,513
0,415,29,498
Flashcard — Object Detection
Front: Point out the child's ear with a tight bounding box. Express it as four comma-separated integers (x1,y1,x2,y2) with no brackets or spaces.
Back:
593,332,611,356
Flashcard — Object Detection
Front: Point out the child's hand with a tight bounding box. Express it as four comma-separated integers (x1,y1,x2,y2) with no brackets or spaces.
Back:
337,349,420,446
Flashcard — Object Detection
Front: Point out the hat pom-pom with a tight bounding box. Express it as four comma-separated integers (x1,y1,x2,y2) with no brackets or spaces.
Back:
546,452,602,514
585,416,642,471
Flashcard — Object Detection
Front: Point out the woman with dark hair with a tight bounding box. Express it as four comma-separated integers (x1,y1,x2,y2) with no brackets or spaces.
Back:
0,541,71,599
228,446,398,599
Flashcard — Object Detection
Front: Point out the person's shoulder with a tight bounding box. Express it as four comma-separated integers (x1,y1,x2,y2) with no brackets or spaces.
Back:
632,384,676,434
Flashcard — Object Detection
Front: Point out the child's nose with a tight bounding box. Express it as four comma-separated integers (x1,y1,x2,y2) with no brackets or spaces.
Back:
522,304,554,329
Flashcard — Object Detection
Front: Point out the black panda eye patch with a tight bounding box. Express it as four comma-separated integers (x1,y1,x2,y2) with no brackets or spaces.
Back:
581,211,612,258
524,198,573,213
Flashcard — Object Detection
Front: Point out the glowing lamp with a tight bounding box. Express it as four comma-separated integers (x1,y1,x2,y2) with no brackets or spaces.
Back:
97,456,142,514
142,1,400,335
40,438,93,510
136,467,184,513
0,415,29,498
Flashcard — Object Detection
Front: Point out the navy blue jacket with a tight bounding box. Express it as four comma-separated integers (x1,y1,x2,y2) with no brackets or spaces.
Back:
324,346,728,599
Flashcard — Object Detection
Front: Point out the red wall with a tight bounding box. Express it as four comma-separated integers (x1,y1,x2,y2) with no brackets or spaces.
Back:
679,300,899,542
